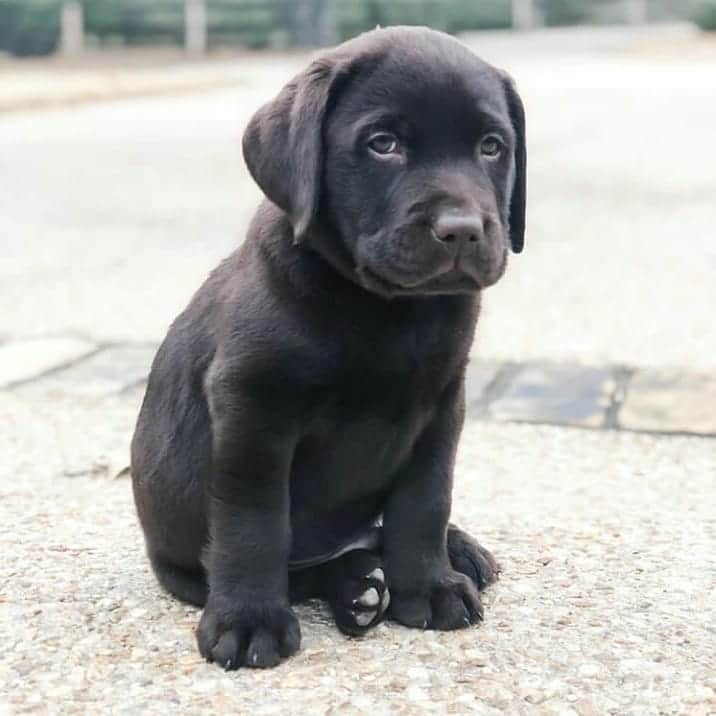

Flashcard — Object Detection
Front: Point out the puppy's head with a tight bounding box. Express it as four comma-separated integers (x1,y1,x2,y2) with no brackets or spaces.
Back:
243,26,526,298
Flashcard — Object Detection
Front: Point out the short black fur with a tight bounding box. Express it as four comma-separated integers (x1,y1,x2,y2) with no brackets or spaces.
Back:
131,26,525,670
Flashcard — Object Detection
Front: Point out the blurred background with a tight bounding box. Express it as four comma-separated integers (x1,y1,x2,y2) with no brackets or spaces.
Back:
0,0,716,56
2,4,715,710
1,0,716,56
2,0,715,374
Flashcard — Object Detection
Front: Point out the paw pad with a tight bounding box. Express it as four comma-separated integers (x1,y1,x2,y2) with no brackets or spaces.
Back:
355,586,380,608
329,550,390,637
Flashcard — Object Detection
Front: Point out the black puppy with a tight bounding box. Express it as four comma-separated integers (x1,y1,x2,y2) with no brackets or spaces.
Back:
131,26,525,670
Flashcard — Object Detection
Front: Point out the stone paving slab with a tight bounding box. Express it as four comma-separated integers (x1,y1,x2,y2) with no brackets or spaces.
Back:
619,369,716,435
0,337,97,389
486,363,616,429
3,340,716,437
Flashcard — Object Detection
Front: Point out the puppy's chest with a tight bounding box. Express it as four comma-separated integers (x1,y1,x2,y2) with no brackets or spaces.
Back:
355,307,469,378
294,375,437,515
303,320,467,472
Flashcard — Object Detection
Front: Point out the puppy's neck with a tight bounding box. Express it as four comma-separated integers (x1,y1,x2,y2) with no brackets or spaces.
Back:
252,201,381,303
251,200,480,325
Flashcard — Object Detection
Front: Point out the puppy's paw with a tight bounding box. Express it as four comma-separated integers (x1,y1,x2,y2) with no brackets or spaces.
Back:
328,550,390,637
388,569,482,631
447,524,500,590
196,598,300,670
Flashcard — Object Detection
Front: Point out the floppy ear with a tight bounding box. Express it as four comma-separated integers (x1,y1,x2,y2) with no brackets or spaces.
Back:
502,76,527,253
242,58,343,244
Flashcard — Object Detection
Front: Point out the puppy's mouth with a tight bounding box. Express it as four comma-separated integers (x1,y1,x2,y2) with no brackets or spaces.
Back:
353,228,507,298
357,264,482,297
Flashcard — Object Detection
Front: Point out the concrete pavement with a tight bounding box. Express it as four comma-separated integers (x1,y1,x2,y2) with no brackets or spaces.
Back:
1,386,714,714
1,26,715,714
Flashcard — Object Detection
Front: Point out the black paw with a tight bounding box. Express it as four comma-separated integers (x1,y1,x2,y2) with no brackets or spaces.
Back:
389,569,482,631
327,550,391,637
196,597,301,670
447,524,500,590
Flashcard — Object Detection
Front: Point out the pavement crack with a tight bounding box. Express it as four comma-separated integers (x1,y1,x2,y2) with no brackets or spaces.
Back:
603,365,636,430
2,344,109,390
469,362,523,419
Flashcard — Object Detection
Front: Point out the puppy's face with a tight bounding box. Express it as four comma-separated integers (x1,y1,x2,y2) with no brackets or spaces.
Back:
323,53,517,296
243,27,526,298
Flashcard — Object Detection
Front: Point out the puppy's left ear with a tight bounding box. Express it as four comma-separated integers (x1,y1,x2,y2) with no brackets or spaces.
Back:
502,75,527,254
242,57,346,244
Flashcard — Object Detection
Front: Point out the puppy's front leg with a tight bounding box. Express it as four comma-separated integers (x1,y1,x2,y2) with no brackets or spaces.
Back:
383,378,483,630
197,377,300,669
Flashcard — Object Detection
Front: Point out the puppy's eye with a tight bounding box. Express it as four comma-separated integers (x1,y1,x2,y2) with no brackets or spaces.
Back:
480,135,504,159
367,132,399,156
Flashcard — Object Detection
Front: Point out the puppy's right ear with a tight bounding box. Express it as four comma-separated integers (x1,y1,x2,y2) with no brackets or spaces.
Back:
501,74,527,254
242,58,344,244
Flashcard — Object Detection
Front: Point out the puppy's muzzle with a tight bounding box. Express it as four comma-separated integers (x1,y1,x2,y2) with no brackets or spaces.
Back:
355,206,507,296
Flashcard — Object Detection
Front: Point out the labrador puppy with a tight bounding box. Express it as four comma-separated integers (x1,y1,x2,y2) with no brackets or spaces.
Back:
131,25,526,670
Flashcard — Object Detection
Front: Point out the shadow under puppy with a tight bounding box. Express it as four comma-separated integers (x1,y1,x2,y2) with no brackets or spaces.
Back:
131,25,526,670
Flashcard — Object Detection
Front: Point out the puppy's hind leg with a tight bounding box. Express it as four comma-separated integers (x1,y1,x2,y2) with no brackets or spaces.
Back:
325,551,391,636
447,524,500,591
291,550,390,637
150,554,208,607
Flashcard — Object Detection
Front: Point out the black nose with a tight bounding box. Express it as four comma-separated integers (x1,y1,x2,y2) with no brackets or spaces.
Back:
432,214,484,246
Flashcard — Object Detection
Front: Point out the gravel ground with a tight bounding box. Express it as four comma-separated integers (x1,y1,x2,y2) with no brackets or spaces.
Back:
1,389,714,714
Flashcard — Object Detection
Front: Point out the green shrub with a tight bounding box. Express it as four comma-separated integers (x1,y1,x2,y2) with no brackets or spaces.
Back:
446,0,512,33
12,0,704,58
694,0,716,30
540,0,591,26
209,0,280,49
84,0,184,46
337,0,510,40
0,0,60,56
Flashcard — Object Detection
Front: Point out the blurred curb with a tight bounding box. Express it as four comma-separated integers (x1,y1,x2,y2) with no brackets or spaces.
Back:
0,59,245,113
0,49,310,113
